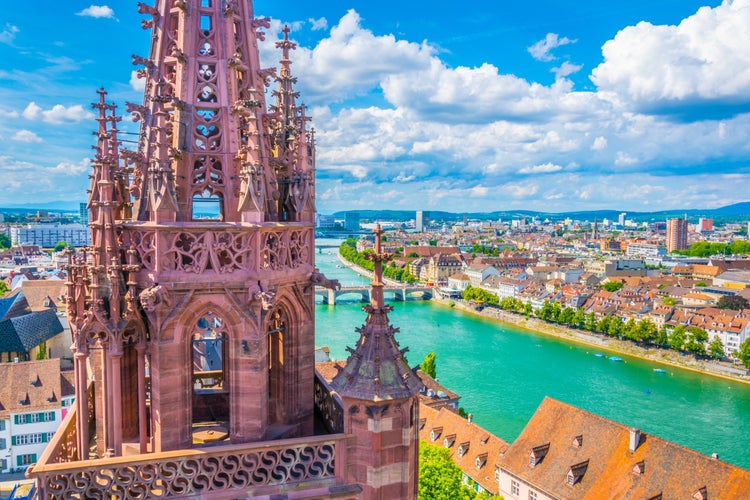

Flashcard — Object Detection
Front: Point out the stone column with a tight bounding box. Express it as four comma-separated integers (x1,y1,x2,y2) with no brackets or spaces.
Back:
110,352,123,455
74,351,89,460
136,344,148,454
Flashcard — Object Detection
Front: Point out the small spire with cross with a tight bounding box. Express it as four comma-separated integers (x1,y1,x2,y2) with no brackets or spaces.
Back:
365,223,393,309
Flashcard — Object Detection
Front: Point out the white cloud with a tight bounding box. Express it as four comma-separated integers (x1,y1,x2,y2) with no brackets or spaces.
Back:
528,33,576,62
129,70,146,92
22,102,94,124
12,130,42,143
393,172,415,183
76,5,116,19
591,136,607,151
0,23,19,45
50,158,91,175
591,0,750,113
309,17,328,31
518,163,563,175
552,61,583,80
0,109,19,119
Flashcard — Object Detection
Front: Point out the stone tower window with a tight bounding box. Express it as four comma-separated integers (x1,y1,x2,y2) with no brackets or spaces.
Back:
192,312,227,393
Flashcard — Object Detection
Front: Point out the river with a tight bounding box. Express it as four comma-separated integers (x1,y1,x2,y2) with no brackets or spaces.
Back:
312,241,750,470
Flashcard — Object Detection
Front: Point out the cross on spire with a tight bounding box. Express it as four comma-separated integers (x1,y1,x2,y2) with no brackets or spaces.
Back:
366,223,393,308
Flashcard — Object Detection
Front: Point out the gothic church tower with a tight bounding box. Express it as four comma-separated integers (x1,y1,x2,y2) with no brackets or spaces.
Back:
65,0,318,458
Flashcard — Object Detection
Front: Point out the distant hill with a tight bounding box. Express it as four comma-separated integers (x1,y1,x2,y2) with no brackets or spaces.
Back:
332,202,750,222
0,201,82,214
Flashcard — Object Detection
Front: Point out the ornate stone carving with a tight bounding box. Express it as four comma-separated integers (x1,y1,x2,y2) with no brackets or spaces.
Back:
309,270,340,290
139,285,171,312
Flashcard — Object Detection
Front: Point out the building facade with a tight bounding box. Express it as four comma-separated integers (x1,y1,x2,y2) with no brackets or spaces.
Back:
9,224,90,248
667,217,689,253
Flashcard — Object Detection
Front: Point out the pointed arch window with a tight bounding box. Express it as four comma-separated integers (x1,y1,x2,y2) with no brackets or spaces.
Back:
192,189,223,220
192,312,227,393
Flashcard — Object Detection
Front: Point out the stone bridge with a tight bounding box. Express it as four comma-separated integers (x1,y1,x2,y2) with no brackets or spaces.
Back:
315,285,433,305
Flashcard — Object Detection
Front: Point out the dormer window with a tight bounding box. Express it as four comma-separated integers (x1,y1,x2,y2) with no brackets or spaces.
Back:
458,441,469,457
529,443,550,467
692,487,707,500
572,435,583,447
633,461,645,474
475,453,488,469
418,418,426,430
566,460,589,486
646,494,662,500
443,434,456,448
480,434,489,445
430,427,442,442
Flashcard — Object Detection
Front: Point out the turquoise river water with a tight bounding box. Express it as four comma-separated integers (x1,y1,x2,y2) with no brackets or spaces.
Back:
313,242,750,470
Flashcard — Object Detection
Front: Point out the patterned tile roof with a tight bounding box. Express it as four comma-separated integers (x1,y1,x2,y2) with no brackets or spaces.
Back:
498,397,750,499
0,358,66,418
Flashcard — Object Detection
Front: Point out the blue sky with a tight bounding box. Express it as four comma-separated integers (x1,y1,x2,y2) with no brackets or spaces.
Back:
2,0,749,214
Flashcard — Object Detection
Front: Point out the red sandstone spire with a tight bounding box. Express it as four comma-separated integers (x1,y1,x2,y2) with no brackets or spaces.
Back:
331,224,422,401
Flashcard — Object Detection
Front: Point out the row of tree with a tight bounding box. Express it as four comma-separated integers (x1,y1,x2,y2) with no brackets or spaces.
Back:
461,286,731,361
676,240,750,257
339,239,419,283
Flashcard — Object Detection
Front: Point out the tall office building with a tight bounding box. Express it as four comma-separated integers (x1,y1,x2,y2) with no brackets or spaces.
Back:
666,218,689,253
344,211,360,231
618,212,627,226
416,210,430,232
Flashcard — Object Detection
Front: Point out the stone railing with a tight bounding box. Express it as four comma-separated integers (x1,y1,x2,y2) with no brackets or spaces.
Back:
30,434,352,499
314,372,344,434
121,223,313,276
35,381,94,465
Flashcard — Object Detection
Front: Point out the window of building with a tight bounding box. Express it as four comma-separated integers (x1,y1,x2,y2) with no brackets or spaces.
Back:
0,459,6,471
17,454,36,466
13,412,55,425
0,438,6,450
0,420,5,431
529,491,538,500
511,480,520,496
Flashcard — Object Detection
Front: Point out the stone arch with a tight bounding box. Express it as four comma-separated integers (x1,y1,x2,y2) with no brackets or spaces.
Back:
264,290,304,428
176,300,242,435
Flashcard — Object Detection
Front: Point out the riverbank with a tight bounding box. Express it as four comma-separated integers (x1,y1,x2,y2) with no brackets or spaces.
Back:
433,296,750,386
333,250,750,385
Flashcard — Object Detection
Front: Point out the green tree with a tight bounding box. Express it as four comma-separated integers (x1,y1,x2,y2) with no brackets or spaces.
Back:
602,281,624,292
0,233,10,249
623,318,638,341
662,297,676,306
572,309,585,329
709,336,725,360
717,295,749,311
422,352,437,379
419,442,477,500
536,301,553,322
558,307,575,326
0,281,8,297
53,240,71,252
668,325,686,351
739,338,750,368
584,312,597,332
655,326,669,347
607,316,624,337
685,327,708,356
36,342,47,360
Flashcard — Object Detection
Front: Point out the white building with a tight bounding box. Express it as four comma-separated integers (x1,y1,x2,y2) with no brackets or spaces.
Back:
465,264,499,287
0,359,75,473
10,224,90,248
626,243,665,258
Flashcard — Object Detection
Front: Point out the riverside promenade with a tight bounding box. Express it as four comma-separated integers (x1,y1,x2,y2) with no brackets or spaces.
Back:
437,297,750,385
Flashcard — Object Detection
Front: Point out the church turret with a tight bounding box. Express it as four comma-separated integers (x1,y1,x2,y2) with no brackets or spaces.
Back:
64,0,322,458
332,224,422,499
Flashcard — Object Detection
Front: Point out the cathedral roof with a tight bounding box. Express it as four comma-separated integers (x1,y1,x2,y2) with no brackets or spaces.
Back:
331,225,422,401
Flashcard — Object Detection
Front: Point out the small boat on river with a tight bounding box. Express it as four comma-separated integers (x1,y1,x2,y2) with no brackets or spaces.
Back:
609,356,623,362
654,368,667,374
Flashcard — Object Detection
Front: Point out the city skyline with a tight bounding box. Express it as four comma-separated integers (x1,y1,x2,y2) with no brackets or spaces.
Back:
2,0,750,213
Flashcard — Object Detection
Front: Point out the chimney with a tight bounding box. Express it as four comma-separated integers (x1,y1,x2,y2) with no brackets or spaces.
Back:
629,428,641,451
711,453,719,460
467,413,473,424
